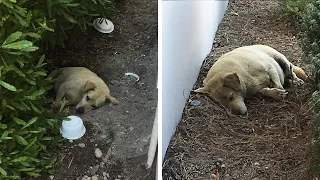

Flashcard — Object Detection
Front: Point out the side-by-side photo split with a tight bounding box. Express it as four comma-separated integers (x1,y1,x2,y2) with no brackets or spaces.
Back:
2,0,320,179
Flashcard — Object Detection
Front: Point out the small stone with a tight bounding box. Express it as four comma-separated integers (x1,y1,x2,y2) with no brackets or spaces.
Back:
91,175,98,180
95,148,103,158
106,173,110,178
81,175,89,180
103,172,107,177
129,127,134,131
78,143,86,148
90,165,100,176
49,175,54,179
103,177,108,180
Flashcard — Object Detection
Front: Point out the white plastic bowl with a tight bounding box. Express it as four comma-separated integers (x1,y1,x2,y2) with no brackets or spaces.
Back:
93,18,114,33
60,116,86,140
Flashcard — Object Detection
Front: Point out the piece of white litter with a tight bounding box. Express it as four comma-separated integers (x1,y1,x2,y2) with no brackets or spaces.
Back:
124,72,140,82
95,148,103,158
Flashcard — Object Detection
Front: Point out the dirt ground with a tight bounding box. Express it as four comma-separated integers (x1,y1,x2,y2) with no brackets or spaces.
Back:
28,0,157,179
163,0,319,180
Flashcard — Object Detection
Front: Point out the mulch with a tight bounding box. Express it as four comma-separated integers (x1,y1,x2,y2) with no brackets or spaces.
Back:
163,0,318,179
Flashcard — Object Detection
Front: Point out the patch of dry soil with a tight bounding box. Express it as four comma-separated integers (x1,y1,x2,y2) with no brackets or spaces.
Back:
163,0,318,179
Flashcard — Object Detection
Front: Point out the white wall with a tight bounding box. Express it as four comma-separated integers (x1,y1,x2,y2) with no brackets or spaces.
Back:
162,0,228,159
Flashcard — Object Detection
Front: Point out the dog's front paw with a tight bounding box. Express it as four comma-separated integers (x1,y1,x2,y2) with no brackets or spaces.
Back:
260,87,288,100
51,102,60,108
293,78,304,86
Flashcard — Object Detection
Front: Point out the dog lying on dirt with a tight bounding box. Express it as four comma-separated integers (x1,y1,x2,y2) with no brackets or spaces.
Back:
194,45,307,115
50,67,119,113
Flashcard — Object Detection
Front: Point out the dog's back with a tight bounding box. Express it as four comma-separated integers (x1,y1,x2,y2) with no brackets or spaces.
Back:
204,45,285,93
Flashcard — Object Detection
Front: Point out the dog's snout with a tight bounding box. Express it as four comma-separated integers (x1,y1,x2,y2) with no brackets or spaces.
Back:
77,106,85,113
231,106,247,115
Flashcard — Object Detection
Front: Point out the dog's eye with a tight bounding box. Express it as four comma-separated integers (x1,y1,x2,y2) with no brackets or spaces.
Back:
92,105,97,109
86,96,91,101
229,94,234,101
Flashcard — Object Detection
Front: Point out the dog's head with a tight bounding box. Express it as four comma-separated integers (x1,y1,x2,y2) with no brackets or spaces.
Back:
76,81,108,113
195,73,247,115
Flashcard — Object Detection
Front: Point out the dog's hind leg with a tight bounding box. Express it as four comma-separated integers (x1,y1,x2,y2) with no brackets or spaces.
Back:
273,55,305,86
52,84,72,107
268,68,285,90
260,87,288,100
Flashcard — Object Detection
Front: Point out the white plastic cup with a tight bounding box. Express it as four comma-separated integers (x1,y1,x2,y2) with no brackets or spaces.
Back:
60,116,86,140
93,18,114,33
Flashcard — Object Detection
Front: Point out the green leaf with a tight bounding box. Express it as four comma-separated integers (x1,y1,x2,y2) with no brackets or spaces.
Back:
12,117,26,125
65,3,80,7
20,161,31,167
24,137,37,151
0,167,7,176
38,21,54,32
45,156,57,168
25,78,36,85
57,0,72,3
1,40,33,50
29,101,41,114
13,135,28,145
0,80,16,91
11,156,28,163
12,11,28,27
18,168,35,172
2,0,13,8
0,123,7,129
9,0,17,2
25,171,40,177
25,90,45,100
62,11,77,23
28,157,40,163
41,137,53,140
36,55,45,67
2,31,22,45
21,46,39,52
24,32,41,39
34,71,47,76
59,97,66,113
21,117,38,129
1,130,13,140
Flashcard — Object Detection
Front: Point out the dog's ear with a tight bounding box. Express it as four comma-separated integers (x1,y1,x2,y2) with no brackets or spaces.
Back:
223,73,241,90
83,81,96,92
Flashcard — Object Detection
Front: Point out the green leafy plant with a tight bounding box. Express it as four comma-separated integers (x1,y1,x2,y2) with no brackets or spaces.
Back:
32,0,116,49
0,0,115,178
0,31,64,179
302,0,320,80
301,0,320,177
282,0,309,20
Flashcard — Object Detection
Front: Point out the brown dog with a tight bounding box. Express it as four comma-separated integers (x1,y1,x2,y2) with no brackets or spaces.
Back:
195,45,307,115
50,67,119,113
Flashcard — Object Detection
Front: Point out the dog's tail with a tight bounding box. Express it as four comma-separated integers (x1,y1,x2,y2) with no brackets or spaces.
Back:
293,65,308,82
107,95,119,105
